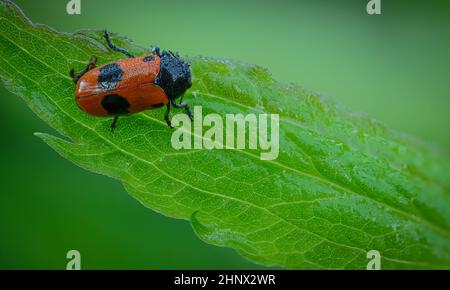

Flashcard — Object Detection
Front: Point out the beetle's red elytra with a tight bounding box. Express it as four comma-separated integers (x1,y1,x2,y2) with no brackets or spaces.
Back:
70,31,193,131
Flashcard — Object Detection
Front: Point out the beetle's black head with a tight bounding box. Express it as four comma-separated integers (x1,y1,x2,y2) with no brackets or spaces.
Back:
156,51,192,100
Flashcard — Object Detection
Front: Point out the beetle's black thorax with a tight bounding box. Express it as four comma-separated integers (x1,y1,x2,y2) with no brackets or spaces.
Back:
155,52,192,100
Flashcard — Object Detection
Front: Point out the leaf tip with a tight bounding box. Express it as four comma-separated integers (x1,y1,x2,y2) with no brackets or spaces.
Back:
33,132,51,140
33,132,64,147
190,210,214,239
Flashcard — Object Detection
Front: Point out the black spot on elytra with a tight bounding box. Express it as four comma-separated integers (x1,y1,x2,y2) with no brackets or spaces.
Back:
98,63,123,90
101,94,129,115
143,55,155,62
152,103,164,108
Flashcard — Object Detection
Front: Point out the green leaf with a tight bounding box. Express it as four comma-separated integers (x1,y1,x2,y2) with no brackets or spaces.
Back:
1,0,450,269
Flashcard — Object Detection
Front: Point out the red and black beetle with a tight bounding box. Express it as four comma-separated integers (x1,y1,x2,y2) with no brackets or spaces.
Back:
70,31,192,131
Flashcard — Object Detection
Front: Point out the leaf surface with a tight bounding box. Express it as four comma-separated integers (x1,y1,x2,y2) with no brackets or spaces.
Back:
1,0,450,269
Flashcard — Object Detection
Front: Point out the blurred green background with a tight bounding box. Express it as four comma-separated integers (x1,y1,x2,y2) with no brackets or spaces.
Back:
0,0,449,269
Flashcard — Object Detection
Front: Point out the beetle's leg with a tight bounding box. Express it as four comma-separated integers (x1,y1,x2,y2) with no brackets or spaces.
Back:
171,98,193,121
69,56,97,84
110,116,119,132
104,30,134,58
164,103,173,128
